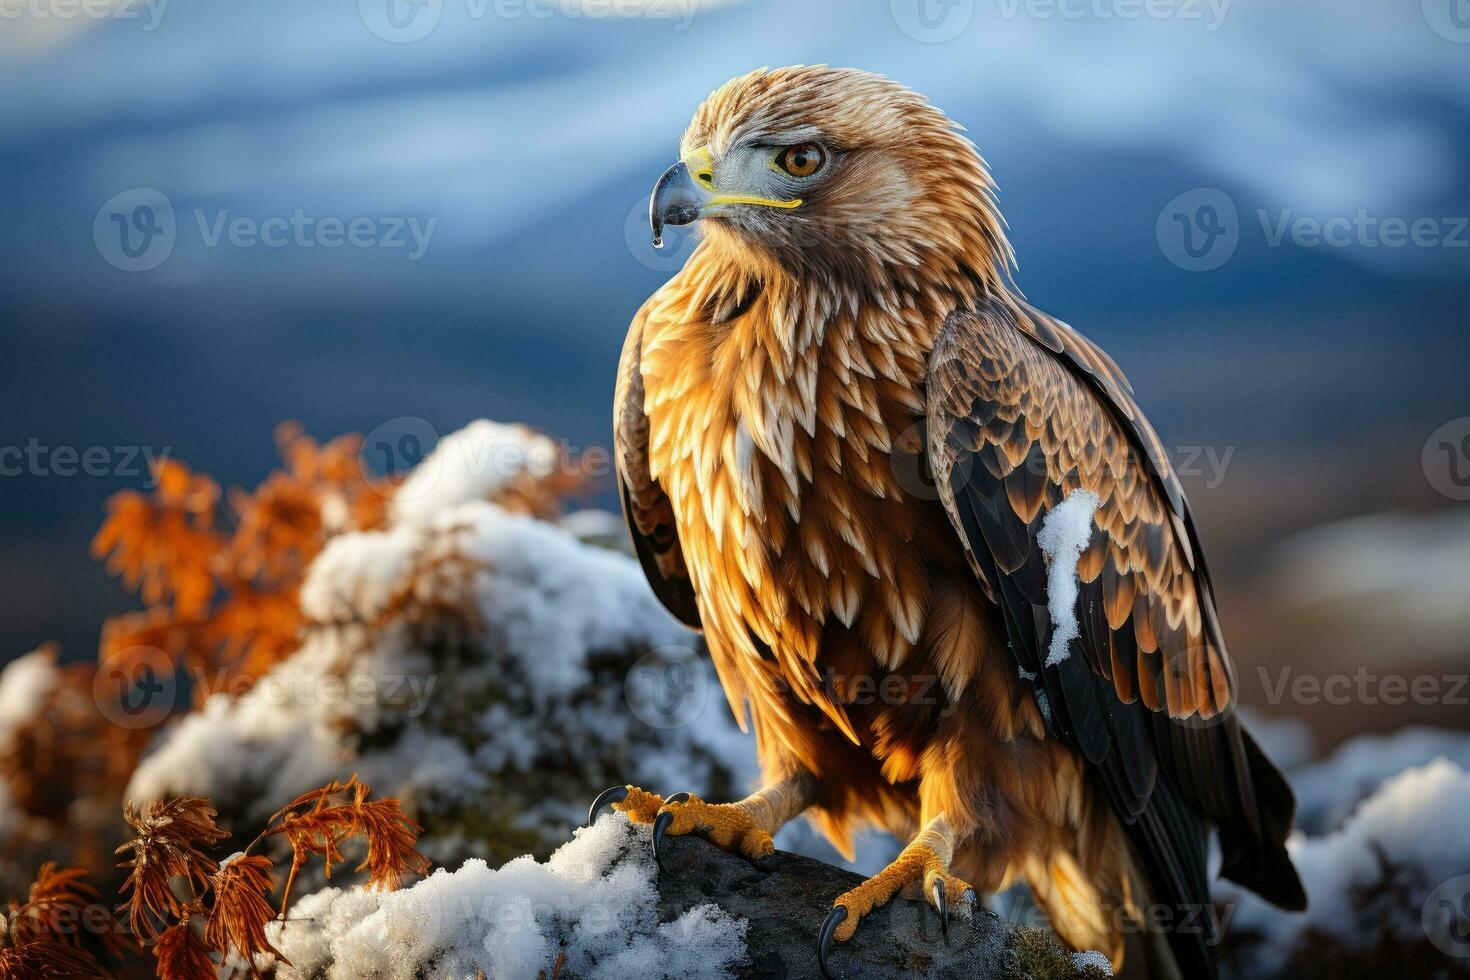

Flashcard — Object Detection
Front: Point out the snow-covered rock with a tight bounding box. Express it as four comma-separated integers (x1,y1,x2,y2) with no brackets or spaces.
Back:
126,422,755,866
269,814,748,980
269,812,1074,980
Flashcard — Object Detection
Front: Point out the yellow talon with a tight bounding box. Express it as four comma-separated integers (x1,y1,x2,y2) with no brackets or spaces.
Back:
611,785,666,824
829,824,973,942
657,793,776,860
610,786,777,861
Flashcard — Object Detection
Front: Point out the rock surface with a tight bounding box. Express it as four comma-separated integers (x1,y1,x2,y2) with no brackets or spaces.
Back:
651,832,1105,979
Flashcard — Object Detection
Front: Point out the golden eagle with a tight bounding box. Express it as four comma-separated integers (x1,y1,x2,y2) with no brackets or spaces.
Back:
595,66,1304,979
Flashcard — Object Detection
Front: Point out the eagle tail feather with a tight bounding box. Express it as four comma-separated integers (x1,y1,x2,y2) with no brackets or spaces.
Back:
1217,727,1308,911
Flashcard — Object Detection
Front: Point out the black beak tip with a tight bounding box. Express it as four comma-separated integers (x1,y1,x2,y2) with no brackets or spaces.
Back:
649,160,703,249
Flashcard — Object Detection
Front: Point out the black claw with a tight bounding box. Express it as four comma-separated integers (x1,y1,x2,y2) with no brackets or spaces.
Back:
652,810,674,871
818,905,847,979
666,792,691,804
587,785,627,826
932,879,949,942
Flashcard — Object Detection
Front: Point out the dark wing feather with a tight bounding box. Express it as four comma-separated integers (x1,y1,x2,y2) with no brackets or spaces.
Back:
615,308,701,630
926,297,1304,977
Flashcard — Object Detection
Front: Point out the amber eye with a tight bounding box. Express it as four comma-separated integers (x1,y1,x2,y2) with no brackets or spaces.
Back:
776,142,827,178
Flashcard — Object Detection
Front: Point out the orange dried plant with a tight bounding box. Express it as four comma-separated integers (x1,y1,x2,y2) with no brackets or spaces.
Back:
108,777,428,979
92,460,223,621
151,920,215,980
258,775,429,914
0,863,125,979
202,855,281,966
116,799,228,942
89,424,398,716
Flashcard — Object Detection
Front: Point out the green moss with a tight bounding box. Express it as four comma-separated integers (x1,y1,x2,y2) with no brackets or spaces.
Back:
1010,928,1112,980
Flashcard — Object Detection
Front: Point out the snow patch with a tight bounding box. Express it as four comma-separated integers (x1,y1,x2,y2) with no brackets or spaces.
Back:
392,420,559,526
1217,758,1470,976
1289,726,1470,834
269,814,748,980
1037,490,1100,667
0,648,58,744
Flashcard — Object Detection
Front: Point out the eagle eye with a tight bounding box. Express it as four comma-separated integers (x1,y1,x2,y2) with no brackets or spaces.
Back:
775,142,826,179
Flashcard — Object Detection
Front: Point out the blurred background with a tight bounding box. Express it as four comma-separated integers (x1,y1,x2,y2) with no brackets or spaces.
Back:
2,0,1468,754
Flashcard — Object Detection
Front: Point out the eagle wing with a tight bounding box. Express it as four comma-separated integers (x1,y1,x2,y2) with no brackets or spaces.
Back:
925,297,1304,971
615,305,701,629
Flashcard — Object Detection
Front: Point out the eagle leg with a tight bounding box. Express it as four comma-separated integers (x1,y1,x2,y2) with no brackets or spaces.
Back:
590,772,818,869
818,814,976,978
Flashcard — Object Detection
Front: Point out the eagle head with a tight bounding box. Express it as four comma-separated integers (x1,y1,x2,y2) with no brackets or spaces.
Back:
650,65,1012,288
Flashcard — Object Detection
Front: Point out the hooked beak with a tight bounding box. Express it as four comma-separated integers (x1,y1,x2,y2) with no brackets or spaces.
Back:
649,160,705,249
649,148,804,248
